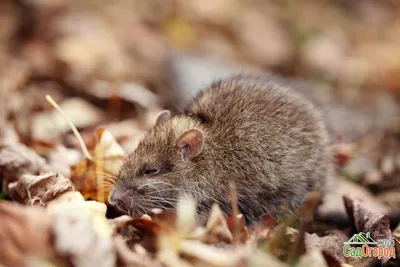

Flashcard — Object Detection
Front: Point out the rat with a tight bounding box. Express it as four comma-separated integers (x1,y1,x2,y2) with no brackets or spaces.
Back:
109,74,333,223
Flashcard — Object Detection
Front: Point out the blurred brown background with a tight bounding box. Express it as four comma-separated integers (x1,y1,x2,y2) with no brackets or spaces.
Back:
2,0,400,94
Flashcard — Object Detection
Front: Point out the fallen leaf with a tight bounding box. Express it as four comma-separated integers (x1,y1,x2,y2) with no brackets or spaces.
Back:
47,144,83,178
46,191,85,212
0,135,50,187
304,231,348,264
0,202,64,267
8,173,73,206
71,129,126,202
51,202,116,267
316,178,392,224
343,195,394,264
179,240,244,267
109,215,135,233
113,235,160,267
94,128,126,176
198,203,233,244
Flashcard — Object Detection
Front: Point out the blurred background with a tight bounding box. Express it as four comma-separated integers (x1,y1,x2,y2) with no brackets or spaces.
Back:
0,0,399,214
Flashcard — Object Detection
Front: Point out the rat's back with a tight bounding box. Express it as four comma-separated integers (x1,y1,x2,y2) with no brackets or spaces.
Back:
186,75,333,220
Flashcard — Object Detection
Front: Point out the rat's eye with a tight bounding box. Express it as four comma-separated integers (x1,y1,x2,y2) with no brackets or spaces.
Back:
143,168,160,176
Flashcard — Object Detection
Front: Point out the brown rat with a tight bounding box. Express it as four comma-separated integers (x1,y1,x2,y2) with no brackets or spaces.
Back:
109,74,333,223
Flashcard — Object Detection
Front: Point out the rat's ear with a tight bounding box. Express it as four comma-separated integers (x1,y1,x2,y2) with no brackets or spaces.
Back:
155,110,171,126
175,128,204,161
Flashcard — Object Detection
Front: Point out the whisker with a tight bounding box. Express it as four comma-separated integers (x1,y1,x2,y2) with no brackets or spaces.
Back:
137,180,172,190
145,187,222,205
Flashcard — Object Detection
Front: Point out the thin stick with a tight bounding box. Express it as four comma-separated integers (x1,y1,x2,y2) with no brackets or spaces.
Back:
45,95,94,161
230,182,240,244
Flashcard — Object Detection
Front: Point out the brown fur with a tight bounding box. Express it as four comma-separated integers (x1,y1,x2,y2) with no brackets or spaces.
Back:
110,74,333,223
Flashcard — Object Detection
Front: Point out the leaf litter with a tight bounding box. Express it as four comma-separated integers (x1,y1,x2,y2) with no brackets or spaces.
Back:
1,1,400,267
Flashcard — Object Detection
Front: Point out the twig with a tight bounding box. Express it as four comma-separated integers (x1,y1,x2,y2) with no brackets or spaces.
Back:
45,95,94,161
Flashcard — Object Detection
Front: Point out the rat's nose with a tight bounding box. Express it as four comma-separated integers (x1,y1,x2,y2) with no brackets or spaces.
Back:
108,188,132,212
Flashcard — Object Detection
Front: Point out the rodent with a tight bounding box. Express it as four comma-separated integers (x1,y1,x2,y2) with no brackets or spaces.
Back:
109,74,333,224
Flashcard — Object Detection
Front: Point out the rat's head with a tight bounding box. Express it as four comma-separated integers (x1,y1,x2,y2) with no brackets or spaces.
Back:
109,111,207,216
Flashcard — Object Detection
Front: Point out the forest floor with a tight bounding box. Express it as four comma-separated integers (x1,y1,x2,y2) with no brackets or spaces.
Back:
0,1,400,267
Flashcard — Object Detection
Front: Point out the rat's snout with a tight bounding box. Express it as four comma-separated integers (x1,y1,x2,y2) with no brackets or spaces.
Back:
108,188,134,213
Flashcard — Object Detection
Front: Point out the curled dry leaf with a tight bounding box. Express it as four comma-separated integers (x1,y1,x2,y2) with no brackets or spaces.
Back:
198,203,233,244
180,240,245,267
7,173,74,206
47,144,83,178
227,214,248,244
109,215,135,233
253,214,279,241
113,235,160,267
46,191,85,213
317,178,391,223
92,119,148,153
94,128,126,176
71,128,126,202
0,137,50,187
343,195,394,263
0,202,64,267
304,232,347,264
51,202,116,267
109,215,161,252
70,159,99,200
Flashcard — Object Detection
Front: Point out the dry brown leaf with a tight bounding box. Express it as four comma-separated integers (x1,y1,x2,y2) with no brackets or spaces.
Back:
109,214,164,253
0,202,64,267
51,202,116,267
113,235,160,267
94,128,126,176
8,173,74,206
70,128,126,202
70,158,99,200
0,139,50,187
250,214,279,242
199,203,233,244
47,144,82,178
343,195,394,264
91,119,147,152
317,178,392,223
46,191,85,213
304,231,348,264
179,240,244,267
227,214,248,244
344,195,393,241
